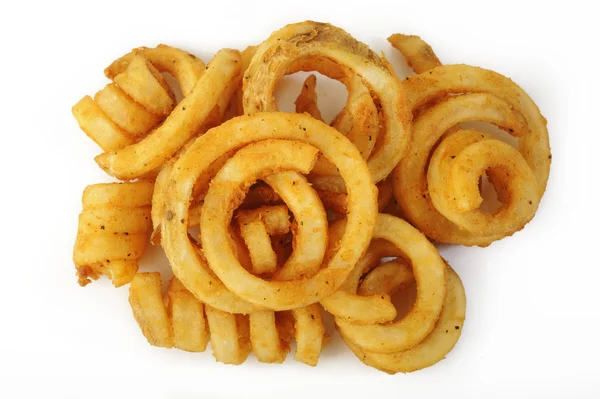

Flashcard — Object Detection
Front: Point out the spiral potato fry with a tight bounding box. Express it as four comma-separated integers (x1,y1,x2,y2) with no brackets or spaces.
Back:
331,214,447,353
71,21,554,373
391,36,550,246
129,273,250,363
73,181,153,287
162,112,377,313
341,266,466,373
72,45,204,152
292,61,380,177
243,21,412,183
325,213,465,372
95,49,242,180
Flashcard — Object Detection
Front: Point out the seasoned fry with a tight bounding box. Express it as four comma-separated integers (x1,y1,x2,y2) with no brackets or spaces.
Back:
393,66,549,246
244,21,411,183
129,273,173,348
71,21,552,374
387,34,442,74
73,181,152,287
95,49,242,180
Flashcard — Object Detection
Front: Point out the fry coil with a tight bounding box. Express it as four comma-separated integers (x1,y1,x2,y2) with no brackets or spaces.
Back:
390,37,550,246
73,181,153,287
72,45,204,152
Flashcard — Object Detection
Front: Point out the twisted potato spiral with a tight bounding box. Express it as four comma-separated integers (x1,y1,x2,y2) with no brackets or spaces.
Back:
161,112,378,312
72,45,204,152
73,45,241,180
243,21,412,184
130,270,326,365
325,213,466,373
391,37,550,246
73,181,153,287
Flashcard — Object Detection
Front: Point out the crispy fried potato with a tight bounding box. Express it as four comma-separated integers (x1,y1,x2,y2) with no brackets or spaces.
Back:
291,304,326,366
295,74,323,121
205,306,251,365
334,214,446,353
129,273,173,348
95,49,242,180
164,277,209,352
265,172,327,281
74,181,153,287
387,34,442,74
163,113,376,313
249,311,289,363
320,229,403,324
94,83,161,139
237,205,291,237
105,44,205,97
394,72,549,246
238,214,278,276
75,46,206,153
343,267,466,373
244,21,411,183
112,54,175,117
72,96,135,152
82,181,154,208
357,259,414,297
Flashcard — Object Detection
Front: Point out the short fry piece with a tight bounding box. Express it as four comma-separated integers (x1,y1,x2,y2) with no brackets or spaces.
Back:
387,34,442,74
165,278,209,352
205,306,251,365
129,273,173,348
295,74,323,121
292,304,326,366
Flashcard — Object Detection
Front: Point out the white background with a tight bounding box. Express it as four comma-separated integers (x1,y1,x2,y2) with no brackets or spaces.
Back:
1,0,598,397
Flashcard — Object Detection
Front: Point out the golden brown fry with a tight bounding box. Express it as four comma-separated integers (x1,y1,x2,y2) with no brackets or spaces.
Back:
237,205,291,236
112,54,175,117
289,56,379,180
342,267,465,373
239,201,325,365
74,45,205,153
393,69,550,246
72,96,135,152
387,34,442,74
163,113,377,313
223,45,257,121
238,214,278,276
295,74,323,121
83,180,154,208
73,181,152,287
164,278,209,352
357,259,414,297
129,273,173,348
68,22,558,374
317,177,394,215
291,304,326,366
243,21,411,183
205,306,251,365
265,172,327,282
104,44,205,96
334,214,446,354
94,83,161,139
249,311,290,363
95,49,242,180
320,230,403,325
